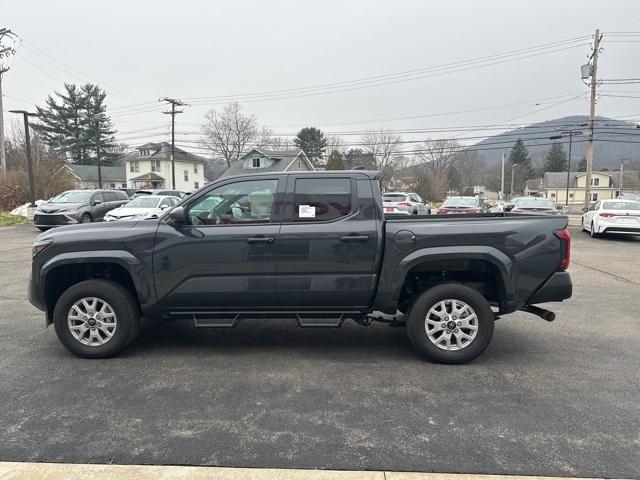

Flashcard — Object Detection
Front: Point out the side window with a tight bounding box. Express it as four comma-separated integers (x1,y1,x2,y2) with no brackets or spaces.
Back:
293,178,352,222
92,193,106,204
188,179,278,226
159,198,171,208
589,201,600,211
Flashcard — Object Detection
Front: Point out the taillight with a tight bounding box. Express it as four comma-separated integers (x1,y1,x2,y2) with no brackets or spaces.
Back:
553,229,571,271
511,208,522,213
599,212,614,218
399,202,412,207
465,209,480,214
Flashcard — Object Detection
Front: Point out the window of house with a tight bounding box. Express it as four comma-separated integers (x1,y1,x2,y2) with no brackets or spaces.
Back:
194,181,200,189
151,160,161,172
550,193,556,198
298,160,301,169
569,193,574,198
591,178,600,186
252,158,262,168
184,170,189,181
591,193,599,201
293,178,352,222
187,179,278,225
121,183,127,188
109,183,116,188
130,161,139,173
194,164,198,174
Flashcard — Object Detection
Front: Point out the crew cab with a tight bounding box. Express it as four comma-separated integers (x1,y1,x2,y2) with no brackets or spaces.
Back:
29,171,572,363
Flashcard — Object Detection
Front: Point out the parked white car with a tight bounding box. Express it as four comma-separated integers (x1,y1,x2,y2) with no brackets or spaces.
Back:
104,195,181,222
582,199,640,238
382,192,431,215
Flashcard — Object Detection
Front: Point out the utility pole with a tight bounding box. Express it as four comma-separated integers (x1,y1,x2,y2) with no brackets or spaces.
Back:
500,152,505,200
95,119,102,189
9,110,37,206
0,28,20,173
159,97,185,189
584,29,601,207
550,126,584,206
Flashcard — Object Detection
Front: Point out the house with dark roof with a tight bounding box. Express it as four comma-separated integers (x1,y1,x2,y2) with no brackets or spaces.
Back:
66,164,127,189
125,142,207,191
220,148,315,178
536,170,640,208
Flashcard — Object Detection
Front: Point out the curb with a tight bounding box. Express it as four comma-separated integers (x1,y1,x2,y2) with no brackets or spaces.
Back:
0,462,612,480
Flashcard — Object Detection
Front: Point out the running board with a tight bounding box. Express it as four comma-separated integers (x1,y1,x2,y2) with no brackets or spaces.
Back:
193,314,240,328
296,313,345,328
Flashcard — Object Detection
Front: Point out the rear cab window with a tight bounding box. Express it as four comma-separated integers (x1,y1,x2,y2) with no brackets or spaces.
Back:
292,178,353,222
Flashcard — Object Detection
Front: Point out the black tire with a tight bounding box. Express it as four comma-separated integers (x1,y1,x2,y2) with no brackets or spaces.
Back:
590,222,599,238
80,213,92,223
406,283,494,364
53,280,140,358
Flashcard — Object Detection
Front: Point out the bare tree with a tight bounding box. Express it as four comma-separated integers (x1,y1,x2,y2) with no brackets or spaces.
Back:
416,139,461,201
256,127,293,150
326,135,345,155
201,103,258,167
451,150,487,190
361,129,406,189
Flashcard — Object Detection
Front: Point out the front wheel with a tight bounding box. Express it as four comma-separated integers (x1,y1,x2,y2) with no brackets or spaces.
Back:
406,284,494,364
590,222,599,238
53,280,140,358
80,213,92,223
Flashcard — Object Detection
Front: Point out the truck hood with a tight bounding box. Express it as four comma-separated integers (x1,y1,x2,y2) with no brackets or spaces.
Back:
36,219,149,241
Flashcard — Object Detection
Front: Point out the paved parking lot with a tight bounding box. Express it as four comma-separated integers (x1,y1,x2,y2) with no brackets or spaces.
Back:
0,224,638,478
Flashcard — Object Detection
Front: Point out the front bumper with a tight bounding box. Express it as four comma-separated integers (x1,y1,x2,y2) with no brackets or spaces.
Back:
527,272,573,304
33,212,79,227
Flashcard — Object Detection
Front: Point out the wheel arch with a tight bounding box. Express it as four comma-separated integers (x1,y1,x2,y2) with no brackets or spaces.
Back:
41,251,152,324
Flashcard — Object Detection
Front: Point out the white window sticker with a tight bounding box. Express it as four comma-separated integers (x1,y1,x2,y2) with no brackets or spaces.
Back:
298,205,316,218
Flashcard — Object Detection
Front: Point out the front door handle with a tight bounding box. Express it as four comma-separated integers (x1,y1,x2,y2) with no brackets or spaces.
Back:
339,234,369,242
246,236,274,244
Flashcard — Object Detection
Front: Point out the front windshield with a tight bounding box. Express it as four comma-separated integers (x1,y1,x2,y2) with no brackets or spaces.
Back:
125,197,163,208
516,199,555,209
51,191,93,203
443,197,479,208
603,201,640,211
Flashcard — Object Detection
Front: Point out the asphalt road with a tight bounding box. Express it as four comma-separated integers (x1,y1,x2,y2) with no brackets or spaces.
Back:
0,224,639,478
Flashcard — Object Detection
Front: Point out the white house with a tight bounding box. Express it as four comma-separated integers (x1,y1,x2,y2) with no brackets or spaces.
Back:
220,148,315,177
125,142,207,191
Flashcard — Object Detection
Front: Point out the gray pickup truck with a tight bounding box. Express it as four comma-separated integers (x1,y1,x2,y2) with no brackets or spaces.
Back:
29,171,572,363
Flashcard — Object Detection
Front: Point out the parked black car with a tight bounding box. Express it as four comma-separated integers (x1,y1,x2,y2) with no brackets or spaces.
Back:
33,189,130,231
30,171,572,363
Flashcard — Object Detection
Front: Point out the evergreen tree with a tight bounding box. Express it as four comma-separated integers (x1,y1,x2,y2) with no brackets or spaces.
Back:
577,156,587,171
325,150,345,170
35,83,117,165
543,142,568,172
294,127,327,165
508,138,534,193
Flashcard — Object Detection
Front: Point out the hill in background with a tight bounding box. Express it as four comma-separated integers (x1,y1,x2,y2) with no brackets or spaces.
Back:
471,115,640,170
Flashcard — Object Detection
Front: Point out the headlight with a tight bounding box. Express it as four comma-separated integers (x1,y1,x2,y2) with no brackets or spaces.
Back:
32,238,53,257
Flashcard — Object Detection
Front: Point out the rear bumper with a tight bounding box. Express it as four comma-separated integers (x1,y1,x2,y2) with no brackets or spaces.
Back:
527,272,572,304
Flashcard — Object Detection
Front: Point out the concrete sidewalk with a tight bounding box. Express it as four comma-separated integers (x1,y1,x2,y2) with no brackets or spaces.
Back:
0,462,611,480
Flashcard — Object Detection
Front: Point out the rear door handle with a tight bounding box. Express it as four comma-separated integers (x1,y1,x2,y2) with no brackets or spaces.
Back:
246,236,274,244
339,234,369,242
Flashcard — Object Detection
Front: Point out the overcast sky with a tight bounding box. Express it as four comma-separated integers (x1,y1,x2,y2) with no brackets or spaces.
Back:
2,0,640,151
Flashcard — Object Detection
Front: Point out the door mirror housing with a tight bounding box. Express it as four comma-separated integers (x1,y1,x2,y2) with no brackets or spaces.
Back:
581,206,588,213
168,206,186,224
92,199,102,206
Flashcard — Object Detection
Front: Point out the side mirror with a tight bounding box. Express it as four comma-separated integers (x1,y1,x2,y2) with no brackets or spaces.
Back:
92,199,102,206
168,206,186,224
581,207,588,213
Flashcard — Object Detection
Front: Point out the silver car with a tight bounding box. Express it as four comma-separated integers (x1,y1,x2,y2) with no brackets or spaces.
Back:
382,192,431,215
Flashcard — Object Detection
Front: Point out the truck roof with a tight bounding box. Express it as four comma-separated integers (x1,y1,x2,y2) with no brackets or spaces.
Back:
220,170,382,181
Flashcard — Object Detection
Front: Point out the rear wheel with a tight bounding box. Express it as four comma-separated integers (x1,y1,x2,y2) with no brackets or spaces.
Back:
406,284,494,364
80,213,92,223
53,280,140,358
590,221,599,238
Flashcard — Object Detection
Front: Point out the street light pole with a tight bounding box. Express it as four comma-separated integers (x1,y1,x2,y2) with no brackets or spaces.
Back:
9,110,37,206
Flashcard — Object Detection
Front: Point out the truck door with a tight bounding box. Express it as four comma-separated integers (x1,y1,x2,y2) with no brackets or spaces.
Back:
152,177,284,310
276,175,380,309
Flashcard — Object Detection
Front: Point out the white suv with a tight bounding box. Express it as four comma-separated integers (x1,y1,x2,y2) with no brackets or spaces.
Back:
382,192,431,215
